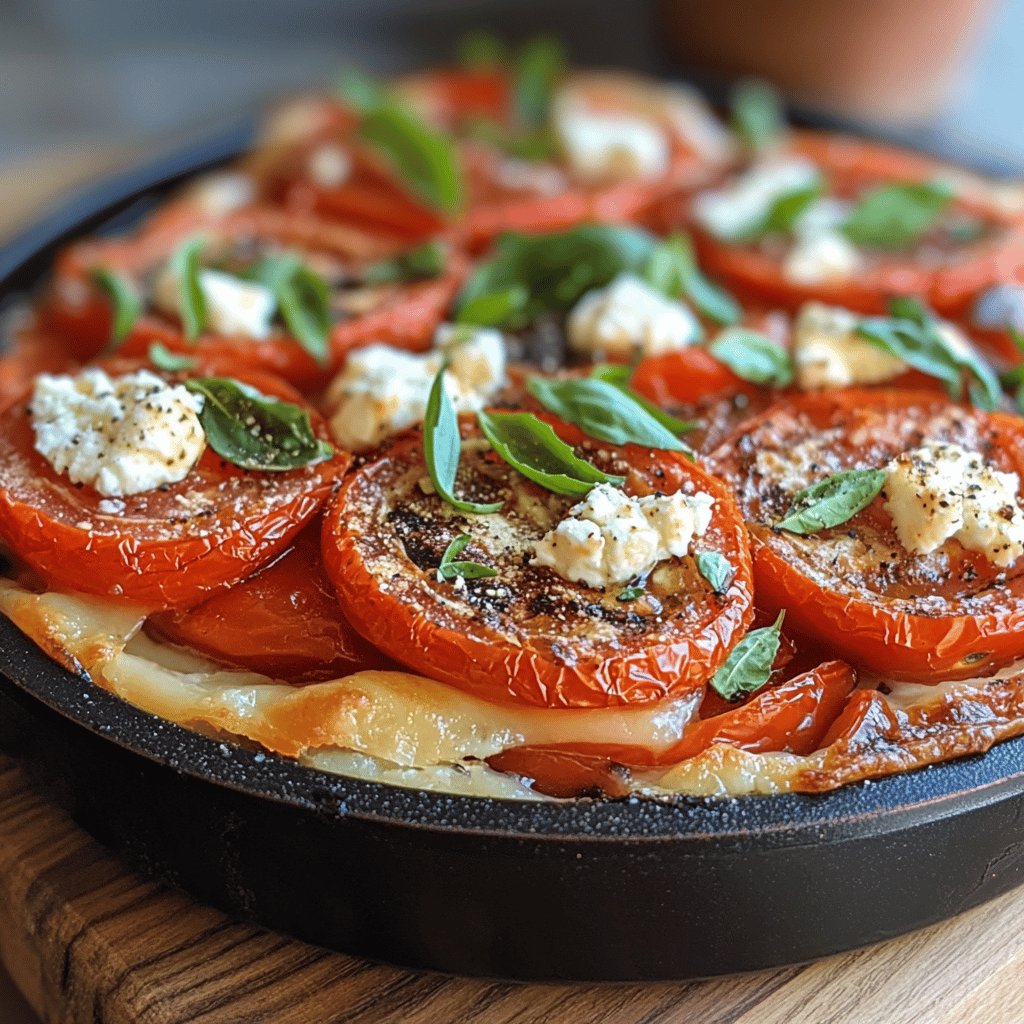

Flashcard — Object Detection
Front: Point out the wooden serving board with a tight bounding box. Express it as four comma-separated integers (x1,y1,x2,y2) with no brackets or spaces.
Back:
1,754,1023,1024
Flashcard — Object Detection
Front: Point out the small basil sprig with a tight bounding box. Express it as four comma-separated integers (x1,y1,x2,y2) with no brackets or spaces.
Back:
477,410,624,496
617,583,646,602
775,468,886,535
148,343,197,372
91,267,141,345
842,181,953,250
424,369,503,514
249,255,331,365
589,364,697,437
455,224,656,329
711,611,785,700
436,533,498,582
512,35,566,129
184,377,333,471
856,297,1000,409
740,180,823,241
696,551,734,594
709,328,794,387
456,286,529,328
731,78,785,153
170,238,208,341
362,240,448,285
1001,328,1024,414
360,102,463,216
643,233,741,327
526,376,687,451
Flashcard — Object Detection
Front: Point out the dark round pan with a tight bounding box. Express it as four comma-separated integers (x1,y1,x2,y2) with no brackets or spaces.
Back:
3,127,1024,982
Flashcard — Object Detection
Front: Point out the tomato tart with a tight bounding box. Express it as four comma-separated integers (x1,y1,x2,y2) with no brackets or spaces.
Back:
6,49,1024,804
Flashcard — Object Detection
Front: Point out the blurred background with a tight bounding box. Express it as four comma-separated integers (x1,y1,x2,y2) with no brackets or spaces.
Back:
1,0,1022,176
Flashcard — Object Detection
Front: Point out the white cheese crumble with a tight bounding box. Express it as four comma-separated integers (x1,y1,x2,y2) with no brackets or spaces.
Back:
326,325,506,452
882,442,1024,566
566,273,701,360
153,265,277,341
551,94,670,183
307,144,352,188
692,157,821,241
784,232,864,284
184,172,255,217
30,368,206,498
531,483,714,588
793,302,906,390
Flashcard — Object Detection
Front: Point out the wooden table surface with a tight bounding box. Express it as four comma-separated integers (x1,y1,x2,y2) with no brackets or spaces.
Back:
4,148,1024,1024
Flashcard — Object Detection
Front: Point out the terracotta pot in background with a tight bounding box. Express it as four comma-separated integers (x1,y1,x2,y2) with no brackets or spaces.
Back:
658,0,995,124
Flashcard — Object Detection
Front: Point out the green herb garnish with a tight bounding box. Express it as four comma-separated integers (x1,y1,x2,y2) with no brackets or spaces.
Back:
731,78,785,153
184,377,333,471
477,410,624,496
709,328,794,387
148,343,197,372
170,238,208,341
250,255,331,365
696,551,734,594
775,468,886,535
711,611,785,700
362,240,448,285
842,181,953,250
643,232,740,326
91,267,141,345
589,364,698,437
436,533,498,582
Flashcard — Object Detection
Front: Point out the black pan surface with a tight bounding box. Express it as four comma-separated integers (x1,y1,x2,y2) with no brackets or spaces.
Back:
2,122,1024,981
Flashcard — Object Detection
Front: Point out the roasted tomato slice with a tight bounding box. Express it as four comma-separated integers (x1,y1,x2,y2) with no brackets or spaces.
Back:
39,203,462,386
710,388,1024,680
666,130,1024,317
0,369,346,610
322,419,754,708
149,521,391,682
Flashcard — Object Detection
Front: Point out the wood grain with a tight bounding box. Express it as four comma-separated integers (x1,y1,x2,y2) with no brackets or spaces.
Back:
0,753,1022,1024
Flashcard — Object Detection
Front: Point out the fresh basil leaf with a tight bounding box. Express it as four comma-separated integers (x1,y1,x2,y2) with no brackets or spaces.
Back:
709,328,794,387
1012,326,1024,355
91,267,141,345
643,233,740,327
424,369,503,514
456,224,657,328
360,102,464,216
589,364,699,437
455,285,529,327
857,299,1000,409
148,343,197,372
464,116,560,161
1002,363,1024,414
527,376,686,451
171,238,208,342
842,180,953,250
362,240,448,285
184,377,333,471
249,255,330,365
335,67,386,113
731,78,785,153
617,584,645,602
741,181,823,241
436,533,498,582
696,551,734,594
477,410,624,496
457,30,509,69
711,611,785,700
776,468,886,535
513,35,566,128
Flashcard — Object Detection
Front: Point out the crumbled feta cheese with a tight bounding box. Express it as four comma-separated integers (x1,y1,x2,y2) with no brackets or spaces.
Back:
307,144,352,188
882,442,1024,566
658,84,735,165
792,197,854,239
531,483,714,588
551,94,670,183
567,273,701,360
153,266,277,341
784,232,864,284
184,172,255,217
692,158,821,241
326,326,506,452
495,158,567,196
30,368,206,498
793,302,905,390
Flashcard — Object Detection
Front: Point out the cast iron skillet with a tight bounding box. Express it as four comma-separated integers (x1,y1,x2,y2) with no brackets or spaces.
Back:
2,124,1024,982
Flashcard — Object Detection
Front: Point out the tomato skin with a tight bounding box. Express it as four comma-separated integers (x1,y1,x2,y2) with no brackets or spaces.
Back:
149,522,392,682
0,370,348,611
322,421,755,709
713,388,1024,681
631,347,750,407
667,130,1024,317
